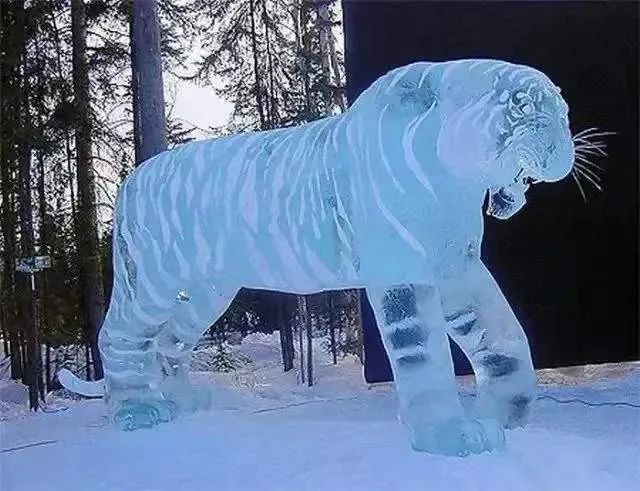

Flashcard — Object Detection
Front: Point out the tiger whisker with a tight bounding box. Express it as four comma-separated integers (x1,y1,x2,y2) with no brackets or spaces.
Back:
574,138,609,149
572,127,600,138
575,162,602,182
573,140,608,156
572,127,615,165
575,166,603,191
576,167,602,185
571,170,587,202
575,162,605,178
574,134,606,140
578,152,607,161
574,139,609,149
574,146,607,158
572,128,617,139
575,155,605,174
575,132,617,140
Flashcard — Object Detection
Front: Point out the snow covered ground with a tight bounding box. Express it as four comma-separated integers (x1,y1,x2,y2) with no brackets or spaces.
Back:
1,333,638,491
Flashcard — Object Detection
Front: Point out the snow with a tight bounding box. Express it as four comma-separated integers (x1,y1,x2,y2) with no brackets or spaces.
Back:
1,333,638,491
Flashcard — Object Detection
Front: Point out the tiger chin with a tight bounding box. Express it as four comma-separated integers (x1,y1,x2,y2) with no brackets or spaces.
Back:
60,59,583,457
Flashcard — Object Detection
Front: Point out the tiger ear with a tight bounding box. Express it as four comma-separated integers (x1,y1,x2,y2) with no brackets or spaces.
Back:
369,65,438,119
380,79,437,119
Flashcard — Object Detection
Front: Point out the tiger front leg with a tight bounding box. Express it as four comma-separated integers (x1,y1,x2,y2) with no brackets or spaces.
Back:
440,260,537,429
154,320,211,415
366,284,505,456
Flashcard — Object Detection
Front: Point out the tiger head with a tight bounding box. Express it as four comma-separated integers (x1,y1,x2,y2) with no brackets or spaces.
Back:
435,60,575,219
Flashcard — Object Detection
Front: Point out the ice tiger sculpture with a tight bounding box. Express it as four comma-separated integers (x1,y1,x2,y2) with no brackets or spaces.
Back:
60,59,578,456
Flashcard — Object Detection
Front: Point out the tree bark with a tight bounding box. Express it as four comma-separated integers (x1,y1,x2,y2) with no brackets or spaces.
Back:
16,2,43,408
262,1,277,127
248,0,266,129
355,290,364,364
306,297,313,386
299,2,313,119
130,0,167,165
71,0,105,380
20,332,27,380
85,342,91,381
329,294,337,364
297,297,305,384
318,0,346,112
1,326,8,358
313,0,333,111
278,300,294,372
0,0,23,381
326,25,346,112
35,34,51,393
45,343,51,392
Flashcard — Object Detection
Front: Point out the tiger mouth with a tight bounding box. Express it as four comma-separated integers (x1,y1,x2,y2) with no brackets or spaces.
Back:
487,185,523,219
495,188,516,205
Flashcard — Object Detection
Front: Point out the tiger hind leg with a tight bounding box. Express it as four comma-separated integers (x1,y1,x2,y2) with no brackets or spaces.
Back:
98,299,173,431
154,283,237,415
366,284,505,456
101,281,236,430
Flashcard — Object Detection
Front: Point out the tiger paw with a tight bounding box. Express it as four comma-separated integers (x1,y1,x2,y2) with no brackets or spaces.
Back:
113,399,178,431
474,390,535,430
408,417,505,456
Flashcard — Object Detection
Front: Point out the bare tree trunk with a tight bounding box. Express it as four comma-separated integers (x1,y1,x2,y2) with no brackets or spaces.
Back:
0,140,21,383
35,61,51,393
355,291,364,364
322,0,346,112
45,343,51,392
313,0,333,111
306,297,313,386
262,1,277,126
71,0,105,380
278,300,294,372
329,294,337,364
248,0,266,129
297,297,305,384
85,343,92,381
16,5,43,408
327,32,346,112
130,0,167,165
1,326,8,358
0,0,23,382
20,332,27,378
30,25,50,404
298,2,313,119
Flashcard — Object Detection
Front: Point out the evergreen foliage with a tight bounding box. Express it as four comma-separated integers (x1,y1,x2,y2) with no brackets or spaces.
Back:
0,0,360,405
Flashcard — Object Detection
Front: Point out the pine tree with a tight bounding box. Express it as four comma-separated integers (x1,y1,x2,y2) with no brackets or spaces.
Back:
0,0,23,381
71,0,106,380
0,0,210,393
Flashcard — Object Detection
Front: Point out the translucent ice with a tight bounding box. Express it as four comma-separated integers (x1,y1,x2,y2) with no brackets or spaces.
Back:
61,59,576,456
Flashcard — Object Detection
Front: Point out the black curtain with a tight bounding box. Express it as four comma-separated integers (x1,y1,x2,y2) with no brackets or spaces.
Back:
342,0,639,380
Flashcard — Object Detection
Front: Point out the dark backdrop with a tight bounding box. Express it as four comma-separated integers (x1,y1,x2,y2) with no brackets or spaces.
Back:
341,0,639,381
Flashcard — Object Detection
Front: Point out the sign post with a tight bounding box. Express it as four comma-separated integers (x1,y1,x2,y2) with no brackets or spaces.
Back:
14,255,67,412
15,255,52,291
15,256,51,387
